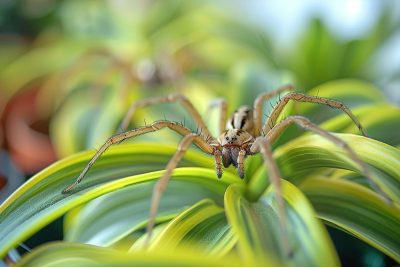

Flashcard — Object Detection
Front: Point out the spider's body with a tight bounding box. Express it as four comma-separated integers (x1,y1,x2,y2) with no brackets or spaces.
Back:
217,107,255,176
63,85,389,253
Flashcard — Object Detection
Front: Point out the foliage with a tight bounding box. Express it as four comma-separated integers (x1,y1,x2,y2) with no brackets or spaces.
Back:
1,1,400,266
1,80,400,266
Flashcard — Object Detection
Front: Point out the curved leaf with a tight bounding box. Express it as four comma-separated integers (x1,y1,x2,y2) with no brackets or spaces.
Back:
223,184,279,266
285,79,386,125
247,134,400,201
300,177,400,262
270,80,388,146
65,181,226,246
51,86,128,157
0,41,89,98
148,199,235,256
320,104,400,146
0,143,240,257
307,79,385,105
224,180,339,266
14,242,242,267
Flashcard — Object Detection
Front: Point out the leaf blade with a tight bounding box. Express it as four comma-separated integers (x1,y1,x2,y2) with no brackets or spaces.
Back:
148,199,235,256
247,133,400,201
224,180,340,266
300,177,400,262
14,242,243,267
0,143,240,257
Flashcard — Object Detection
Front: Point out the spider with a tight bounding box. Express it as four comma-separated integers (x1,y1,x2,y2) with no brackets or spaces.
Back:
62,85,390,254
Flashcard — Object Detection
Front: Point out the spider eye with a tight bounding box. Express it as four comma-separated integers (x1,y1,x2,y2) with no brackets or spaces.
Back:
225,136,229,141
232,137,237,141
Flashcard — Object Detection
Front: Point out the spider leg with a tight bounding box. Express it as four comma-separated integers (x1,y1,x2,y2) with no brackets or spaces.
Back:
62,121,214,193
204,98,228,135
253,85,295,136
119,94,213,139
237,148,246,178
249,138,292,257
213,148,223,178
266,115,392,203
263,92,366,136
145,133,205,246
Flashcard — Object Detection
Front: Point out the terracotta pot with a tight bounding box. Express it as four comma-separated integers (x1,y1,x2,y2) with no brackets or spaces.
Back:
3,85,57,174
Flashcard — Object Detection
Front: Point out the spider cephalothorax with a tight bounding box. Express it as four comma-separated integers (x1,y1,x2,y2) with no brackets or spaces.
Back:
63,85,390,252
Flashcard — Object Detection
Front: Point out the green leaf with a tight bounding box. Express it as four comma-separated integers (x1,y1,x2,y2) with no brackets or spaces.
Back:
300,177,400,262
0,40,88,98
269,79,388,146
64,181,226,246
320,104,400,146
148,199,235,256
297,79,385,123
50,86,128,156
224,181,340,266
307,79,385,105
0,143,240,257
14,242,243,267
247,133,400,202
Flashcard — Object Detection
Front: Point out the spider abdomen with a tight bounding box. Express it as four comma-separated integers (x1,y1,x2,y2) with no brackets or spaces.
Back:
226,106,255,135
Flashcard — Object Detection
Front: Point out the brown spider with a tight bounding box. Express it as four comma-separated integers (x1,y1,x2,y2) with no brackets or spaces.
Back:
62,85,390,254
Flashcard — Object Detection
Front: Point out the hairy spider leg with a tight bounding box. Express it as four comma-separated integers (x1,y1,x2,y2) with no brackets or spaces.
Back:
213,148,223,178
253,85,295,136
263,92,367,136
249,137,292,257
266,115,392,203
62,121,214,194
144,133,222,246
119,94,212,139
236,148,247,178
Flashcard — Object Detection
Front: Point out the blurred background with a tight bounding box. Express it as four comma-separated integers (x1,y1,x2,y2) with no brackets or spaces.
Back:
0,0,399,265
